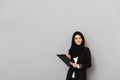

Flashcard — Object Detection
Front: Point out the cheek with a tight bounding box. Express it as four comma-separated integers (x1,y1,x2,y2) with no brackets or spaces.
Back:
80,39,82,42
74,39,77,43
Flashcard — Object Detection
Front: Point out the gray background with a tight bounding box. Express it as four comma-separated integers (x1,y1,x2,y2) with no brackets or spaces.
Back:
0,0,120,80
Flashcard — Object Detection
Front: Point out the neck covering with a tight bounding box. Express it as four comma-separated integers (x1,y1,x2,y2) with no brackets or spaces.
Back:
69,31,85,58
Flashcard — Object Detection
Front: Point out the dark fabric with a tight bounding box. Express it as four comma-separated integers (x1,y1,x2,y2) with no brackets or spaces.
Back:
66,47,92,80
71,78,76,80
69,31,85,58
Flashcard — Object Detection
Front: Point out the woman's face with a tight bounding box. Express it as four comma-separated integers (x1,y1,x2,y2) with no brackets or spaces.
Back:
74,34,82,45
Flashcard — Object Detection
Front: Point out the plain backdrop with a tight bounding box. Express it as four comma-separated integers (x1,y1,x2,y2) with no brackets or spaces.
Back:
0,0,120,80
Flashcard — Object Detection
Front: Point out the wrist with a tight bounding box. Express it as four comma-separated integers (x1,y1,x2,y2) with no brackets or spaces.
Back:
77,64,82,69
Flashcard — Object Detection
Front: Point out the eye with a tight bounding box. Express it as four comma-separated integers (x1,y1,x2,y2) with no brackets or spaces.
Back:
75,37,78,39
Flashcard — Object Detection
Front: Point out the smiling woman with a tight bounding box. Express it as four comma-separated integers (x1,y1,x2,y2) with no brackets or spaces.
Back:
74,34,82,45
66,31,92,80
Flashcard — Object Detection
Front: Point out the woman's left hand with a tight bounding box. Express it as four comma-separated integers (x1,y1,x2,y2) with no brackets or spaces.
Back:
70,62,79,68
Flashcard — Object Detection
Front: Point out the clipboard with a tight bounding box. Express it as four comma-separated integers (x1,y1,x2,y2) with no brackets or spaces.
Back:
57,54,71,67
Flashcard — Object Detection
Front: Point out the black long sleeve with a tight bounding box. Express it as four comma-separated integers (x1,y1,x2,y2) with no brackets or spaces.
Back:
81,48,92,69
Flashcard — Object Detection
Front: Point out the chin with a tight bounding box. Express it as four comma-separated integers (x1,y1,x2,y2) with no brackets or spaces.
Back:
77,44,81,45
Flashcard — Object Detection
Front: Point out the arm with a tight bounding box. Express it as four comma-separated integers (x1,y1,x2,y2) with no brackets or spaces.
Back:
80,48,92,69
66,53,71,59
70,62,82,69
77,64,82,69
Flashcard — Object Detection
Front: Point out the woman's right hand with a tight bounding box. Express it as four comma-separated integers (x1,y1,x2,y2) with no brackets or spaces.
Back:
66,53,71,59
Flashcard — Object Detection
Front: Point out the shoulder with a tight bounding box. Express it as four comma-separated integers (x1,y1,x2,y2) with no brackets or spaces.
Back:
84,46,90,50
83,47,91,54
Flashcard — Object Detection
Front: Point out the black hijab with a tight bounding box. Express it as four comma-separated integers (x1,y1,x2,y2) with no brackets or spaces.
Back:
69,31,85,58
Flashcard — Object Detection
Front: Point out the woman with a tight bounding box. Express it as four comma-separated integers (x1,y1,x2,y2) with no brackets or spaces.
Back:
66,31,92,80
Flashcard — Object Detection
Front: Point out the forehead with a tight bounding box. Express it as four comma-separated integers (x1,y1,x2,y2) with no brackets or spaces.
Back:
74,34,82,38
